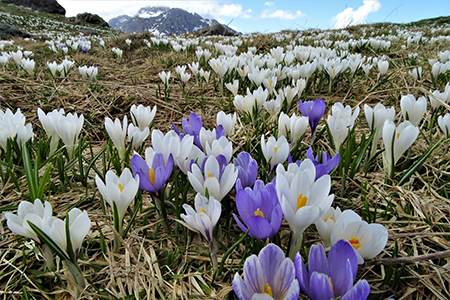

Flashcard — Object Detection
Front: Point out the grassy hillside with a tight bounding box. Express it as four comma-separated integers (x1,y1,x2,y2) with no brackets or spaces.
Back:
1,3,450,300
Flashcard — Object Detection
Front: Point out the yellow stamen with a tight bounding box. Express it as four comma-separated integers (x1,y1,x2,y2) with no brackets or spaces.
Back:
254,208,265,218
274,147,278,154
310,106,313,110
280,71,283,76
296,193,308,211
397,132,401,139
324,216,334,222
349,237,363,249
149,168,155,185
333,69,336,75
260,283,273,297
118,183,124,192
269,81,272,86
200,208,207,214
329,277,335,295
207,173,213,178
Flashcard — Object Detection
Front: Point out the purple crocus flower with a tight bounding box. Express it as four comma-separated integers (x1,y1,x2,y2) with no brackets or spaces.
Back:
59,43,66,49
81,46,87,52
79,37,86,41
233,243,300,300
299,99,326,141
306,147,340,180
233,179,282,242
294,240,370,300
131,152,173,197
173,112,203,149
233,151,258,189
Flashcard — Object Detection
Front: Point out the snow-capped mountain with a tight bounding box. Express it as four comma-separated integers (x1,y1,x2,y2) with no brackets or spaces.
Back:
108,6,237,35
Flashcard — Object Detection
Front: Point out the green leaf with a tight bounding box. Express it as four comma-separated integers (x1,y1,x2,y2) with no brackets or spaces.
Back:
36,162,52,200
398,138,443,185
65,211,76,263
27,221,69,261
22,145,37,200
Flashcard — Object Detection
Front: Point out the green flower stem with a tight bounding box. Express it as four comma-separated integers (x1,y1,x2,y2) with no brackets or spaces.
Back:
209,240,218,273
154,193,171,233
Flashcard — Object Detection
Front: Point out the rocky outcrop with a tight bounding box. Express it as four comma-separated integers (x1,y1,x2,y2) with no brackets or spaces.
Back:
197,23,235,36
2,0,66,15
75,13,110,28
0,23,31,39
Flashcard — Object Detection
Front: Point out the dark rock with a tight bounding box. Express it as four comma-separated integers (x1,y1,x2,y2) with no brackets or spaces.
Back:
2,0,66,15
197,23,234,36
75,12,109,28
0,23,31,39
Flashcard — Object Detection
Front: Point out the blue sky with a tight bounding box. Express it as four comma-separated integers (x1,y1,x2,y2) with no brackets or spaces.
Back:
59,0,450,33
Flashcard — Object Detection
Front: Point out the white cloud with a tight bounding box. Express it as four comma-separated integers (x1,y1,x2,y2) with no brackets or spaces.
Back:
264,2,275,7
58,1,252,22
332,0,381,29
261,9,306,20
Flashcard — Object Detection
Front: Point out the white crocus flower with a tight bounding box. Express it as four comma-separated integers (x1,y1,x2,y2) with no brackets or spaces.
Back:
315,206,342,247
180,193,221,244
278,112,308,148
205,135,233,163
233,89,256,113
199,69,210,84
327,103,360,153
225,79,239,96
0,108,34,150
78,65,98,81
48,112,84,159
21,58,35,76
111,47,123,59
330,210,388,264
130,104,157,131
47,61,60,76
127,123,149,150
180,71,191,86
5,199,53,243
125,39,131,46
263,76,277,95
408,67,422,80
60,59,74,77
263,95,282,117
216,111,236,137
187,155,238,201
261,134,289,172
151,129,193,166
178,144,206,175
105,116,128,160
382,120,419,176
158,71,171,85
95,168,140,225
364,103,395,158
175,65,186,75
188,62,199,75
438,113,450,138
377,60,389,80
276,159,334,244
400,94,427,127
283,85,299,105
38,108,65,156
42,208,91,258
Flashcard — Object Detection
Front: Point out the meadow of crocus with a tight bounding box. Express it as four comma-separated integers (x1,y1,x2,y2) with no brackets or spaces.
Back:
1,4,450,299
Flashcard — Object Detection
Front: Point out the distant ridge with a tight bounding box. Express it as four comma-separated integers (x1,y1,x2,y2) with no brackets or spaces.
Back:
108,6,238,35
